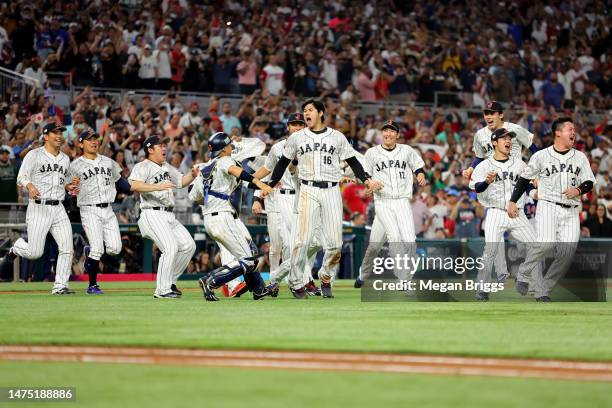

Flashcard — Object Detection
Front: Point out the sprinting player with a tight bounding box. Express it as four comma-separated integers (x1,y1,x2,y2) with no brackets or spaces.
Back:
69,128,132,294
361,120,426,281
197,132,274,301
129,136,198,299
3,120,79,295
469,128,541,301
252,112,321,296
463,100,539,282
508,117,595,302
268,99,381,298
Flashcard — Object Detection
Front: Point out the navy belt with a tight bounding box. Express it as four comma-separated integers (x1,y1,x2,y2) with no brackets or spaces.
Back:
209,212,237,219
279,190,296,195
544,200,578,209
85,203,111,208
34,199,60,206
301,180,338,188
149,207,174,212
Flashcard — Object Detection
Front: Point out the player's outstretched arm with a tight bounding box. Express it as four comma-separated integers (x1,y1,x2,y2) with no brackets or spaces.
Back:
268,155,291,187
228,165,273,194
252,166,271,180
180,164,200,187
129,180,175,192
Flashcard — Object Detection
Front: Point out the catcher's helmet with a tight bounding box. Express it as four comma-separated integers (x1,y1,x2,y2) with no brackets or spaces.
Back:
208,132,233,158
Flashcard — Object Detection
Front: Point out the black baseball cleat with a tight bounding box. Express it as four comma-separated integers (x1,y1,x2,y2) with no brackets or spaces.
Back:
198,277,219,301
52,287,75,295
475,292,489,301
354,277,363,288
497,273,509,284
305,280,321,296
516,281,529,296
253,287,270,300
536,296,552,302
1,248,17,272
291,287,308,299
170,284,182,296
266,282,280,298
321,282,334,298
153,292,180,299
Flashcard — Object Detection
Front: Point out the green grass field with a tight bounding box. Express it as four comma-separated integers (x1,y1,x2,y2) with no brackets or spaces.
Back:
1,280,611,407
1,361,611,408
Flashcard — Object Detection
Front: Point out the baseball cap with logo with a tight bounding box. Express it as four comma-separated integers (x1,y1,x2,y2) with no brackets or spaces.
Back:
483,101,504,114
42,120,66,135
381,120,400,132
143,136,163,151
287,112,305,124
78,128,98,143
491,127,516,141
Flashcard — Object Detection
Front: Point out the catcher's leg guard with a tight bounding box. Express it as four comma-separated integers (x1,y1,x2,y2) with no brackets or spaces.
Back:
208,261,247,289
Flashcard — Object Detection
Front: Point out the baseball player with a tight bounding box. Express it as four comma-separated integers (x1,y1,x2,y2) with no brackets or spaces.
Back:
268,99,381,298
462,100,539,282
129,136,198,299
3,121,79,294
251,113,321,297
196,132,274,301
68,128,133,294
360,120,426,281
508,117,595,301
468,128,541,301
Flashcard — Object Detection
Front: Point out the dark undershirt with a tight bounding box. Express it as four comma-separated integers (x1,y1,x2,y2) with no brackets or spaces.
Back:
553,147,570,155
382,145,397,151
310,127,327,134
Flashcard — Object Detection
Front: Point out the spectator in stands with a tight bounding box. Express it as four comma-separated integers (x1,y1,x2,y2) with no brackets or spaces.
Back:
450,192,482,239
236,50,259,95
583,204,612,237
0,146,17,203
219,102,241,134
261,53,284,96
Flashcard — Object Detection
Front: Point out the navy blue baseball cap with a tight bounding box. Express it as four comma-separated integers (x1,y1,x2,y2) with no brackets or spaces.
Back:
491,128,516,141
42,120,66,135
483,101,504,113
287,112,305,124
78,128,98,143
144,136,163,150
381,120,400,132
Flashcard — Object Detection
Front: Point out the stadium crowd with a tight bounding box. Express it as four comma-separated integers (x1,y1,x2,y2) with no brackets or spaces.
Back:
0,0,611,279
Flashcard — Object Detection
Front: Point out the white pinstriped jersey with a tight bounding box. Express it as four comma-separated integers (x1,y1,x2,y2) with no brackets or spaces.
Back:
265,140,297,191
129,159,183,208
201,156,239,216
262,140,298,213
231,137,266,162
363,144,425,200
283,127,356,182
520,147,595,206
68,155,122,206
469,157,527,209
473,122,533,159
17,147,70,201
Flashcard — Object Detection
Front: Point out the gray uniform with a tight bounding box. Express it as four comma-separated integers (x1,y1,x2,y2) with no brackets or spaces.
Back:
69,155,123,261
14,147,74,293
129,159,196,297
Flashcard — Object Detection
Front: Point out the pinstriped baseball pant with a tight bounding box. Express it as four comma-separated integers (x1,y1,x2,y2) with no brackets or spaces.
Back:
477,208,540,286
12,202,73,291
138,209,196,296
529,201,580,298
288,184,342,289
80,205,122,261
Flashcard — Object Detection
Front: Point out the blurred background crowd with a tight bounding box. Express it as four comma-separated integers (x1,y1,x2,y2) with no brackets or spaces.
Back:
0,0,610,278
